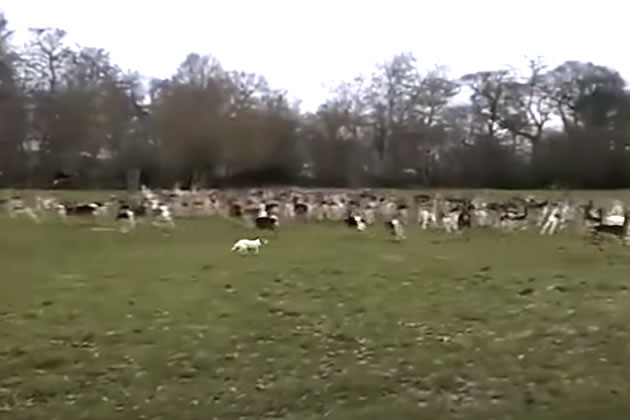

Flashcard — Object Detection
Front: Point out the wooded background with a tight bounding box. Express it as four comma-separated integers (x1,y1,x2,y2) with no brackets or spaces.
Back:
1,12,629,190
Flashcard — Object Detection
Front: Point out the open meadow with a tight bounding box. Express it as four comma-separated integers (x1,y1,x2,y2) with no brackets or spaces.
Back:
2,190,630,419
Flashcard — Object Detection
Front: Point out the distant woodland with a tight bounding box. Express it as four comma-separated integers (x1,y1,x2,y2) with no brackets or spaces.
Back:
1,11,630,189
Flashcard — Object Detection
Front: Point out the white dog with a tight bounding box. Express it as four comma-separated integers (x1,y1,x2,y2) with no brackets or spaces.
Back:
230,237,268,255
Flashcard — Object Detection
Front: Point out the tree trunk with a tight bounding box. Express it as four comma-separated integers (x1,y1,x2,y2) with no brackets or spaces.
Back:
126,167,140,191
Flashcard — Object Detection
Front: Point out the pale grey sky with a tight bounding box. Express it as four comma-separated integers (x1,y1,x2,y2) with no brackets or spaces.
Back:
3,0,629,111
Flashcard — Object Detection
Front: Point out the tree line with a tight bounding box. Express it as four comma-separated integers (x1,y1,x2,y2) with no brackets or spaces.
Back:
1,12,630,190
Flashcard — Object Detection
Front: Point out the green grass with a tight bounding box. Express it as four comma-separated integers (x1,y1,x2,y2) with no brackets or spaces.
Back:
2,213,630,419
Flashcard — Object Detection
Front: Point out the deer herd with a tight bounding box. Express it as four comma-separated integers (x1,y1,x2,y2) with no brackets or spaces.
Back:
2,185,630,248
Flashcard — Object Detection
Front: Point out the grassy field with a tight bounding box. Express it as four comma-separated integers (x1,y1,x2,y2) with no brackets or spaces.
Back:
2,210,630,419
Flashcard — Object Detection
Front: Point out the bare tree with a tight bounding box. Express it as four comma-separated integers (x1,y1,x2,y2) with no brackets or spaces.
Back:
546,60,627,131
0,13,28,185
460,69,511,139
500,58,553,150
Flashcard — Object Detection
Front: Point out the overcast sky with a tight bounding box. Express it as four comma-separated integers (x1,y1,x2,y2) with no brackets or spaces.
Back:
3,0,629,111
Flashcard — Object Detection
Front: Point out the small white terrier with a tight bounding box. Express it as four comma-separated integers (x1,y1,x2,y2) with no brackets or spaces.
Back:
231,237,268,255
